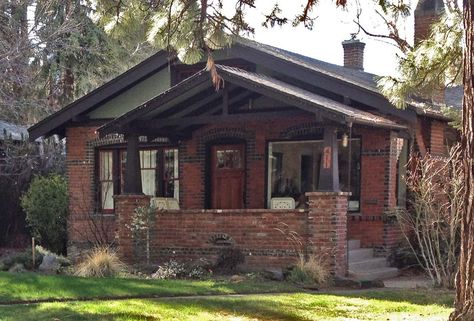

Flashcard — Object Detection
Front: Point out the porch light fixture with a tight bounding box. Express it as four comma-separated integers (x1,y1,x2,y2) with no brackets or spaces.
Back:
342,133,349,147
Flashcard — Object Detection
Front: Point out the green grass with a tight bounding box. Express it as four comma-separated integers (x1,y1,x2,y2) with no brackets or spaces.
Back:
0,272,298,303
0,290,454,321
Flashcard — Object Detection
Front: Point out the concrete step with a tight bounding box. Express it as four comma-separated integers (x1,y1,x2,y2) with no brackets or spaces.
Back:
348,248,374,262
349,257,388,271
348,267,400,281
348,239,361,250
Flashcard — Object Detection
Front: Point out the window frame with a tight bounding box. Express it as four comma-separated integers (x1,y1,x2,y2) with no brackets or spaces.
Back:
264,136,362,211
96,144,179,212
97,149,116,214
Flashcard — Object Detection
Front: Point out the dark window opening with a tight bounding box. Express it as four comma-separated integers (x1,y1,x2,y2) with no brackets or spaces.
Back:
98,148,178,211
267,139,361,211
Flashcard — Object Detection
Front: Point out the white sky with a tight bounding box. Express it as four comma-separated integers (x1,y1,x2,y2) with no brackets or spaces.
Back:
245,0,417,76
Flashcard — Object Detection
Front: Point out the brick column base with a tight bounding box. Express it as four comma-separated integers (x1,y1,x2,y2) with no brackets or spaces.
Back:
306,192,350,277
114,194,151,264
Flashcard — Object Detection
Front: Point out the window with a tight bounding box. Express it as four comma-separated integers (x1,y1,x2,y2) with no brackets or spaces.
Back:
98,148,179,211
396,138,409,207
163,149,179,199
267,139,361,211
140,150,157,196
99,151,114,210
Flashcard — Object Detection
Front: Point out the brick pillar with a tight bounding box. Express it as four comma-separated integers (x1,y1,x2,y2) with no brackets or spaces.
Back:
306,192,350,277
66,126,98,258
114,194,151,264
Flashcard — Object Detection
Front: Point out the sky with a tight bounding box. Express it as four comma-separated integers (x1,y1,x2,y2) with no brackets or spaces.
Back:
244,1,416,76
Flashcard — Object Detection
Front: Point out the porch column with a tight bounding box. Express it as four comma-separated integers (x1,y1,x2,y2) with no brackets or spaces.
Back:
318,126,340,191
306,191,350,277
114,194,151,264
124,133,143,194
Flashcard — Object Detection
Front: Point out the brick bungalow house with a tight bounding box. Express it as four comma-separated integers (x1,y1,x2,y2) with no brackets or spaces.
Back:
28,0,458,278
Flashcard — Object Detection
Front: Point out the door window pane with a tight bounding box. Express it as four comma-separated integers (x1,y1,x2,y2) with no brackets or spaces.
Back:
216,150,242,169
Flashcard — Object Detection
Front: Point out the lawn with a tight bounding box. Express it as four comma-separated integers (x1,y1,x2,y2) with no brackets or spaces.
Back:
0,272,298,303
0,272,454,320
0,290,454,321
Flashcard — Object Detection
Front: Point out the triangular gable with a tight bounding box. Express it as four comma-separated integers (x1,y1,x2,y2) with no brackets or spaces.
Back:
98,65,406,138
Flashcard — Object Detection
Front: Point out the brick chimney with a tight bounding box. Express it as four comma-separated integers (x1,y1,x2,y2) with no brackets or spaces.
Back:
414,0,445,104
414,0,445,45
342,37,365,71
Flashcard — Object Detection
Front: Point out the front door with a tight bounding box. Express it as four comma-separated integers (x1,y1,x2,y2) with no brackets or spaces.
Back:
211,144,245,209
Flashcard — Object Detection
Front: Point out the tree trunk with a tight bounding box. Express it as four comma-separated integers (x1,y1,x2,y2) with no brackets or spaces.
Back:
449,0,474,320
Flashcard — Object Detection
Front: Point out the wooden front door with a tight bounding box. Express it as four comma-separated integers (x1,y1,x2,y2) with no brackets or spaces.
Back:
211,144,245,209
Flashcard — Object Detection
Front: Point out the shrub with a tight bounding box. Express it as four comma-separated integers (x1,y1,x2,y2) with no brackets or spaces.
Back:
213,248,245,274
0,249,36,271
396,146,463,288
151,260,186,279
151,259,211,280
74,247,126,278
20,174,68,254
288,255,330,286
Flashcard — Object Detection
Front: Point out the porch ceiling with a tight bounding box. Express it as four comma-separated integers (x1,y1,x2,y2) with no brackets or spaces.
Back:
98,65,407,139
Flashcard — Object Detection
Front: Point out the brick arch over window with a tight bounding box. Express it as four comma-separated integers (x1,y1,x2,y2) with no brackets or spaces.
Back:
280,122,324,139
197,127,256,159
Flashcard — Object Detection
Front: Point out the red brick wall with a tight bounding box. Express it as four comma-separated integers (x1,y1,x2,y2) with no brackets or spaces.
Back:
430,120,447,155
66,126,120,258
347,128,402,249
115,192,349,275
67,117,442,257
179,115,321,209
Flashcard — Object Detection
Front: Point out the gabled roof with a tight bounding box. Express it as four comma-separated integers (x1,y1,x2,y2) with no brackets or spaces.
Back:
29,37,454,140
99,65,406,137
233,37,379,94
235,38,460,120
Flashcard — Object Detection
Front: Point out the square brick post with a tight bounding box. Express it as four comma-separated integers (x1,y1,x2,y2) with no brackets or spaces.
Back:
306,192,350,277
114,194,151,264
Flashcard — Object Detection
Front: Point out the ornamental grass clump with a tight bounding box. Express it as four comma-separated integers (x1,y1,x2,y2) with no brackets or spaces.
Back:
288,254,330,286
75,247,127,278
275,222,331,286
